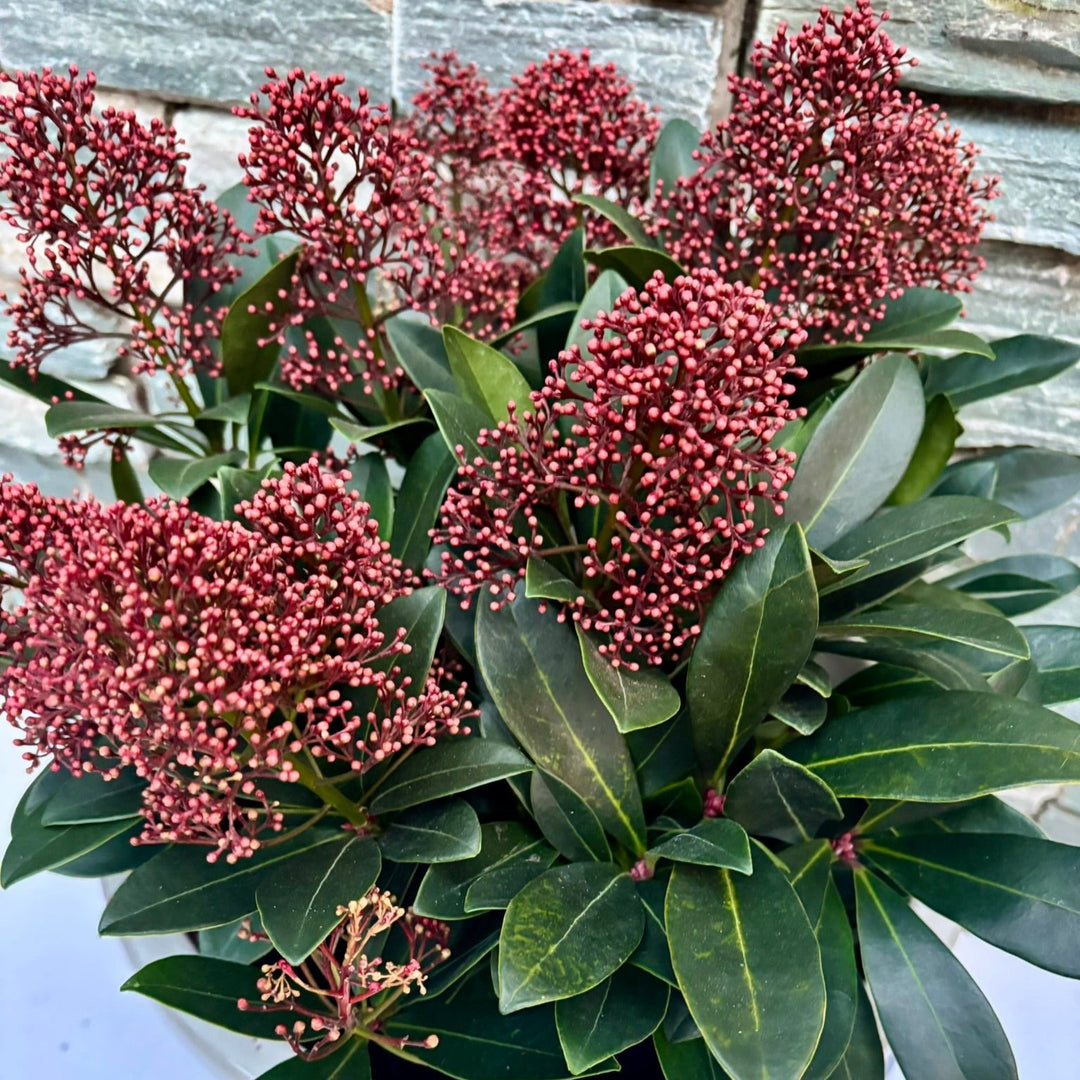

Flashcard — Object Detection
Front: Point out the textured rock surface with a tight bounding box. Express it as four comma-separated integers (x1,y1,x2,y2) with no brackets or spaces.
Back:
0,0,393,106
754,0,1080,105
394,0,726,125
173,108,251,200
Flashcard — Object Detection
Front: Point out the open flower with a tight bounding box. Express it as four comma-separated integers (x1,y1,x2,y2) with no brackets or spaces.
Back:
434,268,805,667
0,459,472,862
656,1,996,339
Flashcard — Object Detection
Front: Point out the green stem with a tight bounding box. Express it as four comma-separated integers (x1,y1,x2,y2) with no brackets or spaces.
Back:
290,749,368,828
355,285,402,423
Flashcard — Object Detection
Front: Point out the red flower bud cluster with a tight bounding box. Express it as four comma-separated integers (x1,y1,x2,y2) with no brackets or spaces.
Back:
0,460,472,862
434,269,805,667
656,1,996,340
0,67,249,377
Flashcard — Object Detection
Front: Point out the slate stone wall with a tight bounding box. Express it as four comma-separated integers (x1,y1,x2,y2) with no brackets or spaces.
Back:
0,0,1077,475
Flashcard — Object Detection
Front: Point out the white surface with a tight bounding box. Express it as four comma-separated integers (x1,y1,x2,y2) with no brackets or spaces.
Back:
3,740,1080,1079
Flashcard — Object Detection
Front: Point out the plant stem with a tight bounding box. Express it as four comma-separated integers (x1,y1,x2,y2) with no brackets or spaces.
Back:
290,749,369,828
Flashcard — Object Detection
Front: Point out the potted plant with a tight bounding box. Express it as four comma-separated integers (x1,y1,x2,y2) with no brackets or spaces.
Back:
3,4,1080,1078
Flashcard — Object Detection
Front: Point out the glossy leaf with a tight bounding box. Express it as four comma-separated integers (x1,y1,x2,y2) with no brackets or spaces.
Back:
198,914,273,965
477,596,646,853
650,118,700,197
198,394,252,423
40,768,145,825
786,690,1080,800
584,246,685,290
648,818,752,872
463,838,559,913
723,750,843,844
865,832,1080,977
490,301,582,350
631,875,677,986
629,711,698,799
2,811,139,887
385,314,456,394
572,193,652,248
368,738,531,814
51,825,154,878
525,556,582,602
443,325,534,423
257,1040,370,1080
785,353,925,549
887,394,961,505
830,983,885,1080
257,835,381,964
537,229,588,361
666,845,826,1080
0,358,110,408
426,388,493,465
218,461,278,517
933,447,1080,520
1023,625,1080,703
46,401,184,438
121,956,287,1039
770,684,827,735
654,1031,731,1080
923,334,1080,406
149,451,244,500
110,443,144,503
943,556,1080,617
379,800,482,864
855,870,1017,1080
530,770,612,862
99,829,344,935
327,415,427,445
499,862,644,1012
578,627,681,733
556,965,669,1074
566,269,630,354
390,432,457,570
687,524,817,776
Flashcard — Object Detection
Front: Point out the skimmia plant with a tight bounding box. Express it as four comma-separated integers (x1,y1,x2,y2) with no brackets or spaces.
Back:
4,5,1080,1079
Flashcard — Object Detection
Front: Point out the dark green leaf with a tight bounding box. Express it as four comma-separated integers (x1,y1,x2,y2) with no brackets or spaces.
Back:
786,690,1080,800
855,870,1016,1080
46,401,177,437
530,769,612,862
99,829,343,935
198,394,252,423
368,739,531,814
256,1039,370,1080
2,810,140,887
1023,625,1080,703
198,914,273,965
578,627,681,733
499,862,644,1012
629,711,698,799
830,982,885,1080
328,415,428,445
654,1031,731,1080
379,800,481,864
443,325,534,423
40,768,145,825
0,358,109,408
218,461,279,517
648,818,752,872
345,453,393,540
385,314,456,394
257,835,381,964
785,353,925,549
121,955,287,1039
566,269,630,354
538,229,588,361
556,966,669,1074
490,301,583,350
584,246,685,290
631,875,677,986
369,585,446,697
770,683,827,735
723,749,843,844
890,796,1045,840
426,388,493,465
865,832,1080,977
463,838,559,913
924,334,1080,406
838,663,936,706
572,193,652,247
666,845,825,1080
477,596,647,853
687,524,817,776
943,555,1080,616
110,443,144,503
149,451,244,499
650,118,700,197
816,637,990,692
933,448,1080,520
423,927,501,1001
525,556,582,603
390,433,457,570
52,824,155,877
887,394,961,505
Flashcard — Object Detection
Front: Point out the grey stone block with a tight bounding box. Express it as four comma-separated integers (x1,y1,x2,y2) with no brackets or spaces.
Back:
173,108,252,201
754,1,1080,105
393,0,725,127
0,0,393,107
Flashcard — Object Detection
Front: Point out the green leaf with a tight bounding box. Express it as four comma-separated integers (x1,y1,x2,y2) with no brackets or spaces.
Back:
687,524,817,776
477,596,647,854
328,415,428,446
566,269,631,354
584,246,686,290
650,117,700,197
490,301,583,350
1023,625,1080,703
220,250,299,395
629,711,698,799
654,1031,731,1080
770,684,827,735
666,845,826,1080
785,690,1080,800
40,768,145,825
463,838,559,913
413,821,542,920
256,1040,370,1080
256,835,381,964
423,927,501,1001
121,956,288,1039
855,870,1017,1080
530,770,612,862
723,750,843,844
821,496,1018,595
578,627,681,733
98,828,343,935
630,875,677,986
864,832,1080,977
385,973,615,1080
198,914,273,965
887,395,961,505
110,443,144,503
0,358,110,408
537,229,588,361
46,401,179,437
217,460,278,518
499,862,644,1012
933,448,1080,520
924,334,1080,406
426,388,493,465
390,432,457,570
371,585,446,696
648,818,752,872
830,983,885,1080
345,453,393,540
368,738,531,814
149,451,244,499
785,353,926,548
52,825,154,878
525,556,582,603
572,193,652,248
443,325,535,423
887,796,1045,840
385,314,457,394
943,555,1080,617
556,966,669,1074
198,393,252,424
380,800,482,864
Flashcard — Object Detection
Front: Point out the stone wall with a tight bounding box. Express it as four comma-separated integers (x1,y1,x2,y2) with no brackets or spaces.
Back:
0,0,1078,482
